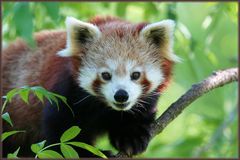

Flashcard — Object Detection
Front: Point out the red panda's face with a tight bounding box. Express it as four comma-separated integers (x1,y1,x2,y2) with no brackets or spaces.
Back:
57,17,180,111
78,56,164,111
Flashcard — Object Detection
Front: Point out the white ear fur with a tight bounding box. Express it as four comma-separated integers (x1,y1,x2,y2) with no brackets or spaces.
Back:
140,20,181,62
57,16,101,57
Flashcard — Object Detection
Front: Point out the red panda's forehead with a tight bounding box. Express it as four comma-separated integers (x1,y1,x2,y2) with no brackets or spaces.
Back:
84,33,159,65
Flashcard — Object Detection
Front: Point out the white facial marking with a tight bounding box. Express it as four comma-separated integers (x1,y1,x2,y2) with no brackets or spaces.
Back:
78,64,98,96
145,65,164,93
78,57,165,111
78,57,166,111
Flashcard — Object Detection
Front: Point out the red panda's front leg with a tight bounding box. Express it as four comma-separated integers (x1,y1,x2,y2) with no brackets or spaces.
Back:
108,110,156,156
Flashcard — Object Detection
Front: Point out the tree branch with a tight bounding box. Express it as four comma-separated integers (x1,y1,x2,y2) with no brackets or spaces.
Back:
116,67,238,158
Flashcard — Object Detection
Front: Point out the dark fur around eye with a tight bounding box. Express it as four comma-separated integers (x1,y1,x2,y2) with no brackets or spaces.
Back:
101,72,112,81
131,72,141,80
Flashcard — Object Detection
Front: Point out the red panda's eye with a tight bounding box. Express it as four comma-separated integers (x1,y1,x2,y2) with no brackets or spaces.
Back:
101,72,112,81
131,72,141,80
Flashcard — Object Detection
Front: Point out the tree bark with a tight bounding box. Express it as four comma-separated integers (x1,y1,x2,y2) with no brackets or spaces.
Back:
116,67,238,158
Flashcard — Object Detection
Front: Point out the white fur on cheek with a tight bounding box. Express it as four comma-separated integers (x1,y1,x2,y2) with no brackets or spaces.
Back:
126,81,142,110
145,65,164,93
78,66,98,96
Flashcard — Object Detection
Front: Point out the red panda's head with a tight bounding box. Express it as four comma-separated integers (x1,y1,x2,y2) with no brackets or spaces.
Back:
58,17,180,111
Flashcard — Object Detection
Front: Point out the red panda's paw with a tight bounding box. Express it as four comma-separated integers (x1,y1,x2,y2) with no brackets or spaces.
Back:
109,126,151,156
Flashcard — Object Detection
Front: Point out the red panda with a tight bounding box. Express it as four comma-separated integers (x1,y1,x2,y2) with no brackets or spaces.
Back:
2,16,179,157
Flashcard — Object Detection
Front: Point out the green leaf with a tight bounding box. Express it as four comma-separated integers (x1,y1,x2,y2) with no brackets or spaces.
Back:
31,86,74,115
52,93,66,100
6,88,20,102
60,126,81,143
13,2,34,47
34,90,44,103
1,100,8,114
52,93,74,116
67,142,107,158
2,112,13,127
7,147,20,158
31,86,46,92
37,150,63,159
41,2,59,21
45,96,53,105
31,140,46,154
19,89,30,104
47,94,60,110
31,87,50,102
1,130,25,142
60,143,79,158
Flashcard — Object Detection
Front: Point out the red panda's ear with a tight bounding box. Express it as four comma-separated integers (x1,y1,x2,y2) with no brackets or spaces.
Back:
57,17,101,57
140,20,180,62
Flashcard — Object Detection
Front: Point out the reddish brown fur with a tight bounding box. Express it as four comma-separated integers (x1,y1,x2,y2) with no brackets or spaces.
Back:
157,59,173,92
134,22,148,35
92,77,102,94
141,73,152,94
90,16,147,39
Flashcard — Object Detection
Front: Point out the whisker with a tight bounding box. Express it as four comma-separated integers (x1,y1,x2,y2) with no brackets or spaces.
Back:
143,92,161,99
73,95,91,105
138,99,150,105
132,107,143,115
144,96,156,100
148,92,160,96
136,102,147,111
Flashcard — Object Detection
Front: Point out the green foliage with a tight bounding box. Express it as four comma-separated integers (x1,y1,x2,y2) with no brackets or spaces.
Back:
116,2,128,18
2,1,238,158
32,126,106,159
41,2,60,21
37,150,64,159
60,143,79,158
2,86,106,158
13,3,34,46
31,140,47,153
1,131,25,142
1,85,73,143
2,112,13,127
1,86,74,116
67,142,107,158
60,126,81,143
7,147,21,158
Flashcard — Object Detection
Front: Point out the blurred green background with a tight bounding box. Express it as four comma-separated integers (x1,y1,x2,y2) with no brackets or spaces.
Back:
2,2,238,158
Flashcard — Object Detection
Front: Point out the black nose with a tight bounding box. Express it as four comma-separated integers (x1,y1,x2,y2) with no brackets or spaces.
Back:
114,89,129,103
